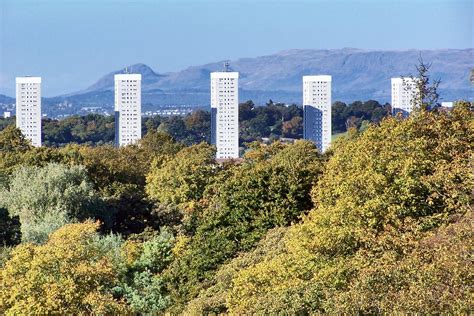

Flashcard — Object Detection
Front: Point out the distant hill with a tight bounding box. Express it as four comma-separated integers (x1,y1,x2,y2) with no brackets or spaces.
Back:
0,94,15,105
4,48,474,116
77,63,165,94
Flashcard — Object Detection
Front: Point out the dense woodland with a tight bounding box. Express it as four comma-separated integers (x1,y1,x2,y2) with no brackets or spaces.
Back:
0,99,391,147
0,67,472,313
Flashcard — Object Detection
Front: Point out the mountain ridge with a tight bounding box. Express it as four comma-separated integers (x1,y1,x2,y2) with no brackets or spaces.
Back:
76,48,472,95
76,47,474,102
1,48,472,116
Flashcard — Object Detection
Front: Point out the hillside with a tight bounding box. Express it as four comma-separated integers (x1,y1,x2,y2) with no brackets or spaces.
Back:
0,95,15,105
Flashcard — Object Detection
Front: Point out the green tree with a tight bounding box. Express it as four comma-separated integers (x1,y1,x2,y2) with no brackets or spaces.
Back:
116,229,175,313
184,227,288,314
0,126,33,175
165,140,322,312
42,114,115,147
157,116,187,140
0,117,15,132
0,125,32,152
332,100,390,134
146,142,218,209
0,208,20,246
0,163,102,243
183,110,211,144
406,57,440,111
282,116,303,138
239,100,255,122
77,133,182,236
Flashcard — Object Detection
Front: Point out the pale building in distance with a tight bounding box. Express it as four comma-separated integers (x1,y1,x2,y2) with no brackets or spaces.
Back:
114,74,142,146
391,77,418,116
441,101,454,108
303,75,332,152
210,71,239,159
16,76,42,147
3,111,11,118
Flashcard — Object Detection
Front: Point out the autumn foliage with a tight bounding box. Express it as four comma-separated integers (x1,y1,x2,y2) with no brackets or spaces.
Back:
0,101,472,314
0,221,128,314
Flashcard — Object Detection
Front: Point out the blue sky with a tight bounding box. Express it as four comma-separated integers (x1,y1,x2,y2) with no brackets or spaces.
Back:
0,0,472,96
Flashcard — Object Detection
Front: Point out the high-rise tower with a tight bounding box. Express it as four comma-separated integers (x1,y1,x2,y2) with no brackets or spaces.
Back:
391,77,418,116
210,70,239,159
303,75,332,152
16,76,42,147
114,73,142,146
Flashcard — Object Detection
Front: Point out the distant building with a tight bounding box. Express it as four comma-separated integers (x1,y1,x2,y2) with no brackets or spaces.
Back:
114,74,142,146
3,111,11,118
303,75,332,152
210,71,239,159
16,76,42,147
441,101,454,108
391,77,418,116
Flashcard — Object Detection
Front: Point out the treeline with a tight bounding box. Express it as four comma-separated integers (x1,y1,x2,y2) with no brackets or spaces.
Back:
332,100,391,133
0,99,472,313
0,99,391,147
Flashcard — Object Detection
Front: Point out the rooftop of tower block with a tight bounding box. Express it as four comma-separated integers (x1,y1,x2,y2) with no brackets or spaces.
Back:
303,75,331,82
16,76,42,83
210,72,239,79
114,74,142,81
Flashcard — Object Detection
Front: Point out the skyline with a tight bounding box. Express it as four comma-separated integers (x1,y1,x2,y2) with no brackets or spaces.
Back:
1,0,472,97
9,72,427,151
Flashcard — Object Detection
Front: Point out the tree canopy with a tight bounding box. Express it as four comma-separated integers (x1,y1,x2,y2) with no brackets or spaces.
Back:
0,221,129,315
0,82,471,313
224,102,473,314
0,163,102,243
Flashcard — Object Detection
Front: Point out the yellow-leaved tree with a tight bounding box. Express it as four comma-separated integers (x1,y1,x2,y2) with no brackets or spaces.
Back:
0,221,128,315
225,102,473,314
